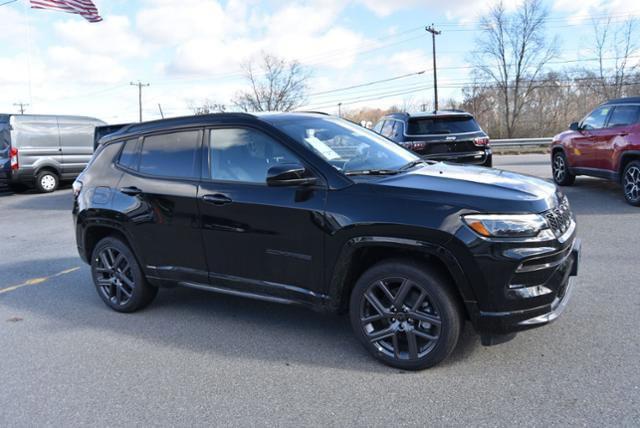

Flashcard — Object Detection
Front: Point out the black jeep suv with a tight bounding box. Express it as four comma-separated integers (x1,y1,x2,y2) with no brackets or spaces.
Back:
73,112,579,370
373,111,492,167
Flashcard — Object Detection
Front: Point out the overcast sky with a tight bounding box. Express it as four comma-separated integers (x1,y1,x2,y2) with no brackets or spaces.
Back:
0,0,637,123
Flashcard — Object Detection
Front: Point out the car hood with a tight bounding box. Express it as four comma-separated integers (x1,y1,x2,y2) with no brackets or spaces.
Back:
372,162,559,213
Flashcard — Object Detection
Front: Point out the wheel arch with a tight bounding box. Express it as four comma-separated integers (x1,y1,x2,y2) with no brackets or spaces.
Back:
619,151,640,182
329,236,477,318
81,222,137,265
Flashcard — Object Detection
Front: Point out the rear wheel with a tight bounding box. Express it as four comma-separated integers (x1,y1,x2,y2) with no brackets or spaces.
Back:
91,237,158,312
349,259,463,370
552,151,575,186
35,170,59,193
622,160,640,206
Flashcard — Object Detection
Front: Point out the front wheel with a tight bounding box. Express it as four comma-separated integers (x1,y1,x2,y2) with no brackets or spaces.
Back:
552,151,575,186
623,160,640,206
349,259,463,370
91,237,158,312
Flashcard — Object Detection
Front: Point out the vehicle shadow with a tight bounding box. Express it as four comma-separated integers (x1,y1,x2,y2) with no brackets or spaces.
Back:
4,188,73,211
561,177,637,215
0,258,482,373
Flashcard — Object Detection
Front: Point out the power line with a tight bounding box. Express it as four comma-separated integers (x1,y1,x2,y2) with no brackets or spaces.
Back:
0,0,18,7
309,70,426,96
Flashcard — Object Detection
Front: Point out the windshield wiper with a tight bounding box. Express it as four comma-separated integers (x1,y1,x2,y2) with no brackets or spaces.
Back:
345,169,400,176
399,159,428,171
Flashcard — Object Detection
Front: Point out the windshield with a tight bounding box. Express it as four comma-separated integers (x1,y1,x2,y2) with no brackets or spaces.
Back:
266,116,417,173
407,116,481,135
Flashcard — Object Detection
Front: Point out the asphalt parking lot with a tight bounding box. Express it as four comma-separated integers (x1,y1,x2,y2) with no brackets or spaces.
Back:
1,154,638,426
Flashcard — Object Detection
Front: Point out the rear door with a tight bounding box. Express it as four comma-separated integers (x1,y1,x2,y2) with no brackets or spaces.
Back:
113,129,208,284
10,115,62,174
57,118,100,179
597,105,640,171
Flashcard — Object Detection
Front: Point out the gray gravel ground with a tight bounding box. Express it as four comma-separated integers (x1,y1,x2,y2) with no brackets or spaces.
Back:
1,154,638,427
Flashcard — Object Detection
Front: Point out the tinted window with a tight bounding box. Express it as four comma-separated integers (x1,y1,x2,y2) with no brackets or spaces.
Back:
139,131,201,178
266,116,416,173
209,128,300,183
581,106,611,130
380,120,394,137
407,116,481,135
118,139,139,170
607,106,640,128
372,121,384,133
391,121,404,140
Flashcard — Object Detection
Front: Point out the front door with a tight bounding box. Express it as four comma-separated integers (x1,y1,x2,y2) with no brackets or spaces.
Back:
571,105,613,168
197,126,327,304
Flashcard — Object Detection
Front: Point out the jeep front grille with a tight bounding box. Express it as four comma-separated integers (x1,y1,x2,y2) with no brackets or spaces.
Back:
545,196,573,237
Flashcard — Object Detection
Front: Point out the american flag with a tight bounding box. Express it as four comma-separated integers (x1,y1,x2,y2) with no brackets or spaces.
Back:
30,0,103,23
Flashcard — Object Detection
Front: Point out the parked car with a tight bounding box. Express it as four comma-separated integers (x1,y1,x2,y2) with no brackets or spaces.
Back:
73,112,580,370
551,97,640,206
372,110,492,167
0,114,106,193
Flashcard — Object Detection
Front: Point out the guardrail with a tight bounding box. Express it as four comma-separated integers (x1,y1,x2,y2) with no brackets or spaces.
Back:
491,137,553,148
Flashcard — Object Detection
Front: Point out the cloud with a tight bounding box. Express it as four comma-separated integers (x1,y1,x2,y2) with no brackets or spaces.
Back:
47,46,129,84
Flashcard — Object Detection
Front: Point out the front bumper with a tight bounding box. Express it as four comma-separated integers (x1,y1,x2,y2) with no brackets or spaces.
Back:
473,238,580,335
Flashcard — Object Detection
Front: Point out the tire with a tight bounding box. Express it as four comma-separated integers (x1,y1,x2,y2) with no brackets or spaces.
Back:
90,236,158,313
552,151,575,186
349,259,463,370
622,160,640,206
482,155,493,168
35,170,59,193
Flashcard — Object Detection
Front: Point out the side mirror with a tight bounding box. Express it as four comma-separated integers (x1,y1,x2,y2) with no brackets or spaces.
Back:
266,163,317,187
569,122,580,131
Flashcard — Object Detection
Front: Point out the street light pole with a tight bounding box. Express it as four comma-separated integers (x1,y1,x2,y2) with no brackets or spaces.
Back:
425,25,441,112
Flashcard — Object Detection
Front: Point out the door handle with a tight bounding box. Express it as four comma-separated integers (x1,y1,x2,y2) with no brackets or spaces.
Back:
202,193,233,205
616,132,629,137
119,186,142,196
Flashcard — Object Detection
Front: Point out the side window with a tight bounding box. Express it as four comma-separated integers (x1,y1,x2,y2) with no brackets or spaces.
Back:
380,120,394,138
581,106,611,130
209,128,300,183
139,131,201,178
391,121,404,140
607,106,640,128
117,139,139,170
372,121,384,133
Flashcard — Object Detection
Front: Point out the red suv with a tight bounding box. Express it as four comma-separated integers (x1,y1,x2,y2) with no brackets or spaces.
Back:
551,97,640,206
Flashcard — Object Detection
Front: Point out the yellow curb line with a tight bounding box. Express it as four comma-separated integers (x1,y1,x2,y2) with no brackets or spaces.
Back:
0,267,81,295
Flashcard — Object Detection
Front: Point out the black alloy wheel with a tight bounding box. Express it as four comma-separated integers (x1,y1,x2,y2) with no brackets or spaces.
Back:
91,237,157,312
552,152,575,186
350,260,462,370
623,160,640,206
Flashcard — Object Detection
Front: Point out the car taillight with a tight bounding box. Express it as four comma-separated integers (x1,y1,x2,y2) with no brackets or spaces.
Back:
400,142,426,151
9,147,19,170
473,137,490,147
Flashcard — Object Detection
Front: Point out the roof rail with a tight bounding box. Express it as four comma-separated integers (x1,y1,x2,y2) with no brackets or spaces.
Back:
293,111,330,115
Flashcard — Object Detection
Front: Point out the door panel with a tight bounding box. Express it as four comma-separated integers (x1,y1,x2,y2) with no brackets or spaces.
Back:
198,127,327,302
113,130,208,283
57,119,96,176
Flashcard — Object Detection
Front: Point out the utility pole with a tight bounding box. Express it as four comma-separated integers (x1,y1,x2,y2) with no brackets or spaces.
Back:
157,103,165,119
425,24,441,112
130,81,150,122
13,102,29,114
338,102,342,117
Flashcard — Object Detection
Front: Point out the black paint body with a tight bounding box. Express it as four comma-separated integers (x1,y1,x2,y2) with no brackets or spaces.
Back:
73,113,579,337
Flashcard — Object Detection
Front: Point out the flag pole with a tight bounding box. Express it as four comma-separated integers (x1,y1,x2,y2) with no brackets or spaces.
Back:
22,0,34,110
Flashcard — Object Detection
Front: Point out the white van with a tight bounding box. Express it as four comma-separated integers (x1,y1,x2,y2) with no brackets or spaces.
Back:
0,114,106,192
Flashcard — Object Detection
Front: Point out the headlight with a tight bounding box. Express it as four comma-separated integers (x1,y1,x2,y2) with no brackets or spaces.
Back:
462,214,552,239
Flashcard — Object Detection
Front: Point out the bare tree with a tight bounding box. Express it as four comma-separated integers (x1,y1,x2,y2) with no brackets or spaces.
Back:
187,99,226,115
232,53,310,112
590,17,638,99
472,0,557,137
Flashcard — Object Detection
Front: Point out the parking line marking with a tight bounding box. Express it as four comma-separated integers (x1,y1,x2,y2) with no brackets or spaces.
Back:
0,267,81,295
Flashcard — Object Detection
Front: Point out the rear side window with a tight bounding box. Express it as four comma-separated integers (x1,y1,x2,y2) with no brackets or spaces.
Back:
139,131,201,179
607,106,640,128
372,121,384,133
118,139,139,170
407,116,481,135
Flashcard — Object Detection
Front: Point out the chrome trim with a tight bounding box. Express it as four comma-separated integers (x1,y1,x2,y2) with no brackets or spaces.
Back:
558,219,576,244
519,279,574,326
